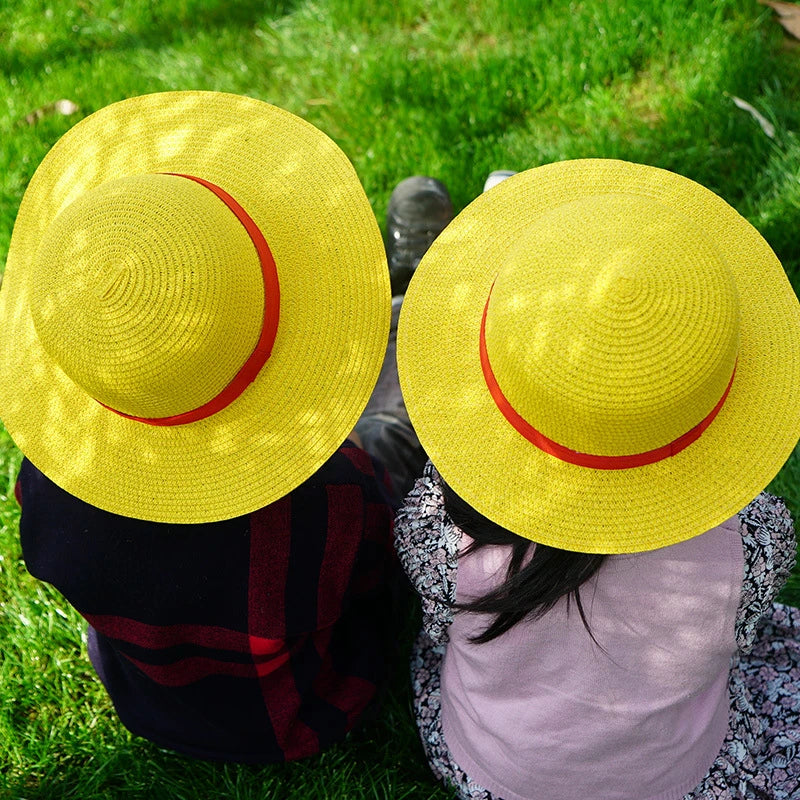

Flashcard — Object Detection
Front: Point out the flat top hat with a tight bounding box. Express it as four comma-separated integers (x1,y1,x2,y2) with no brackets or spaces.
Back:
0,91,390,523
397,159,800,554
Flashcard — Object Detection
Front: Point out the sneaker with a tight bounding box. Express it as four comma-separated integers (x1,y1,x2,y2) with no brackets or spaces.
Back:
386,176,454,296
483,170,517,193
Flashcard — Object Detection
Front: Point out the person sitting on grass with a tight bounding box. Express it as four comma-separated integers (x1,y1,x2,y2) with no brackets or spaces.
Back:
394,159,800,800
0,90,400,763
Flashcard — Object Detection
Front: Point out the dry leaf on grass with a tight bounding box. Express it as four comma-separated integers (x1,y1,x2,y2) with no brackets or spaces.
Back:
729,95,776,139
23,99,80,126
759,0,800,40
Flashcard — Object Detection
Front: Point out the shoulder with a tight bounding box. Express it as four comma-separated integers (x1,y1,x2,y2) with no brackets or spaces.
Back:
737,492,795,568
734,492,796,652
394,462,462,573
395,462,447,538
311,440,381,483
289,441,395,508
394,462,461,642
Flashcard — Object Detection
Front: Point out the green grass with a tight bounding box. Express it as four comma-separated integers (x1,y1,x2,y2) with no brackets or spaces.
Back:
1,0,800,797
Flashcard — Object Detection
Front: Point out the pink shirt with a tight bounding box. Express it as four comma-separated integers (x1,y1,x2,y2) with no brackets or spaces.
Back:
441,518,743,800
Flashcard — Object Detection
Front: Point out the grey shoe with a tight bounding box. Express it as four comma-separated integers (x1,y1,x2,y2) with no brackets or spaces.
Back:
483,170,517,192
386,176,454,296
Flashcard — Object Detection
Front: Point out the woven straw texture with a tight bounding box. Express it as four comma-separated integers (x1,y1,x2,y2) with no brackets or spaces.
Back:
397,159,800,554
0,92,390,523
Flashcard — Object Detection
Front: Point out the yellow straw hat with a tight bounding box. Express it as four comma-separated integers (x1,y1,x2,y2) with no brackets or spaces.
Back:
0,91,390,523
397,159,800,554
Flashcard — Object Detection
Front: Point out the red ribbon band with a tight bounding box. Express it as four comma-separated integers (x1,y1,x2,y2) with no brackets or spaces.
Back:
479,288,735,470
106,173,280,426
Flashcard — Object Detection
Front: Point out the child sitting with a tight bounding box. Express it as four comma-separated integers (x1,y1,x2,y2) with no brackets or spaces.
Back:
0,91,398,763
395,159,800,799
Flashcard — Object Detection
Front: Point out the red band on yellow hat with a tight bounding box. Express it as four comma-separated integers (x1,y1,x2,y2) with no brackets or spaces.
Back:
103,173,280,426
479,287,735,470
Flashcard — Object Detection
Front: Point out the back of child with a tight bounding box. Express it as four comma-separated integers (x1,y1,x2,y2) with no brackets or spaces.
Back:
395,159,800,799
397,465,796,799
17,444,395,762
0,91,401,762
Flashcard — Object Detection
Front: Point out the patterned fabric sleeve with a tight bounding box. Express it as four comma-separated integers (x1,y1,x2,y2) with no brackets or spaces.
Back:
735,492,797,653
394,461,461,645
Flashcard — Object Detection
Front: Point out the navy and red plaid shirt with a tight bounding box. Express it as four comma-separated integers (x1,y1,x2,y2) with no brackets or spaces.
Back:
16,442,397,763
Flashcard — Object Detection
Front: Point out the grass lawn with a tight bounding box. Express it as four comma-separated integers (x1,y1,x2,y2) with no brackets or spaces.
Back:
1,0,800,797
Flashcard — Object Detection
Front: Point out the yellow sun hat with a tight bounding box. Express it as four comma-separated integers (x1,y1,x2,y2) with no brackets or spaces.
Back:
397,159,800,554
0,91,390,523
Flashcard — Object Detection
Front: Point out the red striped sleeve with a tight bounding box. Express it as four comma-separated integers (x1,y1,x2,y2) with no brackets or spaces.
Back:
85,614,259,651
122,650,291,686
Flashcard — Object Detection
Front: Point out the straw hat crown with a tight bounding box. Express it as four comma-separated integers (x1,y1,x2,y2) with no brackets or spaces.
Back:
398,159,800,553
485,193,740,457
30,173,266,419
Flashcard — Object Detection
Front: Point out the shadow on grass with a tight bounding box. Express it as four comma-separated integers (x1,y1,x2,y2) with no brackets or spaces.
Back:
0,688,447,800
4,692,450,800
0,0,299,77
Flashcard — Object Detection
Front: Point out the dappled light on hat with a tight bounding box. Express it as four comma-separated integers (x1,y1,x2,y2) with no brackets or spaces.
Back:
484,194,740,457
155,126,193,160
29,173,265,419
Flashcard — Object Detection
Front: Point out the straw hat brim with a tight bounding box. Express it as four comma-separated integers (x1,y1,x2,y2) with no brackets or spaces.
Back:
398,159,800,554
0,92,390,523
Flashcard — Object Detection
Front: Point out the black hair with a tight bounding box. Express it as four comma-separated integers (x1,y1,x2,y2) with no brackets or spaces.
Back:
441,480,606,645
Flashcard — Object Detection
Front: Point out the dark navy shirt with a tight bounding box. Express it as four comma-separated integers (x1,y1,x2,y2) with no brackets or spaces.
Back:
17,442,396,763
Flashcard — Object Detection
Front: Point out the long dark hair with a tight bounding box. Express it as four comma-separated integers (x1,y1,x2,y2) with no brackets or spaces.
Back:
442,481,606,645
